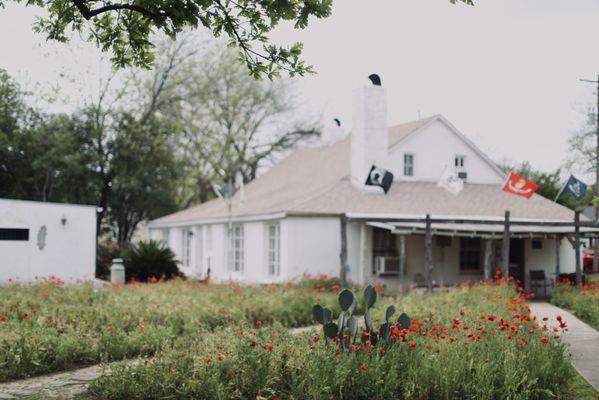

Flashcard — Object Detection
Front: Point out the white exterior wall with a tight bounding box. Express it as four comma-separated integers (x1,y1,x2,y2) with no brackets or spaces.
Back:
559,237,576,274
152,218,291,284
285,217,340,281
0,199,96,284
388,119,504,184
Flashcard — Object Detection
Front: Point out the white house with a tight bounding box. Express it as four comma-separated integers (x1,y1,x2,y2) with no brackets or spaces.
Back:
149,77,592,291
0,199,96,284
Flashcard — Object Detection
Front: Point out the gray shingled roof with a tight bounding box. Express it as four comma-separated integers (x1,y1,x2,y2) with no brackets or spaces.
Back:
151,116,574,225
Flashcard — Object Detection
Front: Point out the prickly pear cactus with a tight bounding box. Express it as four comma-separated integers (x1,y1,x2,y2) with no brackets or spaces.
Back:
312,285,410,354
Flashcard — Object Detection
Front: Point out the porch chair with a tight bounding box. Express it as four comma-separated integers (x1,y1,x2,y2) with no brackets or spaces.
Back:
529,270,553,298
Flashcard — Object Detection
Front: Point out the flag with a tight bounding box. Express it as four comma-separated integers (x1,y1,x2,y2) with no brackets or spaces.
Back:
502,172,539,199
556,175,587,201
365,165,394,194
437,166,464,196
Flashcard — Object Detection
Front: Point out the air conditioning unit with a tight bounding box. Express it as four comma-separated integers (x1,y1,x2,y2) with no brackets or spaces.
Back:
457,171,468,181
375,256,400,276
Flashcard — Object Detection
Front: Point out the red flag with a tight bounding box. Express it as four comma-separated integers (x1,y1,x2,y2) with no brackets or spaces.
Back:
502,172,539,199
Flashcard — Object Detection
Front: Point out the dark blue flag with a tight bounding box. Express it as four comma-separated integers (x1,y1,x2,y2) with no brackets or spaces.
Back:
558,175,587,201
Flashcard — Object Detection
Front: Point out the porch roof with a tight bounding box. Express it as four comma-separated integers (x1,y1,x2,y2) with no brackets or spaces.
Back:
367,221,599,239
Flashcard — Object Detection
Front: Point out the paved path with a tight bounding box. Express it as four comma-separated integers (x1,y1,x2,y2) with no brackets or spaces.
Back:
528,301,599,391
0,364,102,399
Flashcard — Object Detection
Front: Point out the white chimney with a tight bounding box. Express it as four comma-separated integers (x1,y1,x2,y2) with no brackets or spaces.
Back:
321,118,346,145
350,75,388,188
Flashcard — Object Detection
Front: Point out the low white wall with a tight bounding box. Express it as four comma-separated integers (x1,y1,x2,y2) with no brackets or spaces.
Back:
0,199,96,284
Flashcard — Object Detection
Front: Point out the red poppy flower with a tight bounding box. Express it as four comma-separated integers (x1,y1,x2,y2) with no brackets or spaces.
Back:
359,364,367,372
408,342,416,348
217,356,223,362
249,341,257,347
540,336,549,344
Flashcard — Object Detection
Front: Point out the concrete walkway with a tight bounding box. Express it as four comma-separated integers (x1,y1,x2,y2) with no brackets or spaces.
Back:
0,364,103,399
528,301,599,391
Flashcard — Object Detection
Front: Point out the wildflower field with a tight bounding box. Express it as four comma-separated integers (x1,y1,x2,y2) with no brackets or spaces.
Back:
0,277,591,399
0,277,340,381
552,276,599,330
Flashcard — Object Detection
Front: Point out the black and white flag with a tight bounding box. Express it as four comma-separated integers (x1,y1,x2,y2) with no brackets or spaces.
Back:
365,165,394,194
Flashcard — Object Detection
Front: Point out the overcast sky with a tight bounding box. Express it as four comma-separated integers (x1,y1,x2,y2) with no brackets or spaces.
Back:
1,0,599,177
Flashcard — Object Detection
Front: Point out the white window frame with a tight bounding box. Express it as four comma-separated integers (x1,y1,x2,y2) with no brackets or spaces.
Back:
455,155,466,168
195,226,203,271
162,228,170,244
227,224,244,272
182,229,192,267
266,223,281,276
403,153,414,177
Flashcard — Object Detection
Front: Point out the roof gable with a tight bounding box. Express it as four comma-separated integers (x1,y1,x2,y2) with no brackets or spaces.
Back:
150,116,570,226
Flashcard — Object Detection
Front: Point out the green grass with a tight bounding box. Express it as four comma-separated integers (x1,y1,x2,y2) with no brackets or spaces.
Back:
87,283,578,400
551,275,599,331
0,276,340,381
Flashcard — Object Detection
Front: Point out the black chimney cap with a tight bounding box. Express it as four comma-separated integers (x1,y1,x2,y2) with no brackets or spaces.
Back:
368,74,382,86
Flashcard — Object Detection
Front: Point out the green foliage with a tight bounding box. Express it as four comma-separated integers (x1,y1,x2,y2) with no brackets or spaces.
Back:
4,0,333,78
88,283,579,400
0,279,338,380
313,285,410,353
4,1,474,78
552,277,599,331
123,240,180,282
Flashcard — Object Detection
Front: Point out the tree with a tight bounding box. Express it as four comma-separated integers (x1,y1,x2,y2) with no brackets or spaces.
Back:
107,113,180,243
174,44,319,206
0,67,182,243
3,0,473,77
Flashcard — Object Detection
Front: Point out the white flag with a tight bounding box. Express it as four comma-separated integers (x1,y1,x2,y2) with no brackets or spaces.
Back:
437,166,464,196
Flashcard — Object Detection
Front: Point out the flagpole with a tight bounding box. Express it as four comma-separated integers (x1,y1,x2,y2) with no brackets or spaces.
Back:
554,180,567,203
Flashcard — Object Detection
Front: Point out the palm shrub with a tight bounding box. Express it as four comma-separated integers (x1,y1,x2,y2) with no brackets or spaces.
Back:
123,240,180,282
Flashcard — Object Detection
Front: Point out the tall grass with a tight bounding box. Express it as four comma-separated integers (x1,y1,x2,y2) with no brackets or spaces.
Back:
89,283,576,400
0,276,338,381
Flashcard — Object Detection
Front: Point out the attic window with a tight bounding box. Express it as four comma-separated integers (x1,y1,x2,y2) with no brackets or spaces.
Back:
403,154,414,177
455,155,465,168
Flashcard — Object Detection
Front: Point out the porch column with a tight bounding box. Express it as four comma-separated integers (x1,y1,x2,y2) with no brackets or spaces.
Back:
399,234,407,279
483,238,493,281
574,211,582,285
501,210,510,279
425,214,433,292
555,236,561,278
359,223,367,285
340,216,348,288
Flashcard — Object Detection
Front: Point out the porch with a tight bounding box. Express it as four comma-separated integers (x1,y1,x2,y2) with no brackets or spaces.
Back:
343,212,599,294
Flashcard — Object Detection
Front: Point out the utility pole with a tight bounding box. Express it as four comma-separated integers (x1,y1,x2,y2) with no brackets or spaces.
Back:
580,75,599,273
